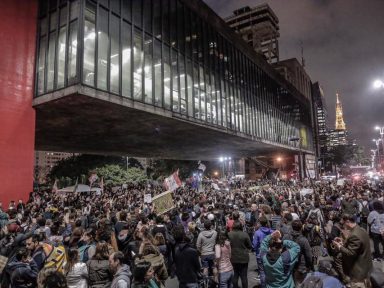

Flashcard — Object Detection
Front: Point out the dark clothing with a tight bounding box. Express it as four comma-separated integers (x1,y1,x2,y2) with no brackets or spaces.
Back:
290,231,313,273
115,221,128,236
174,243,201,285
340,225,373,281
31,247,46,271
87,259,112,288
5,258,38,288
342,200,359,215
232,263,248,288
228,230,252,264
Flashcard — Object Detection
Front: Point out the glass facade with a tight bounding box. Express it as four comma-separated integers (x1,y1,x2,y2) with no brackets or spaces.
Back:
35,0,313,151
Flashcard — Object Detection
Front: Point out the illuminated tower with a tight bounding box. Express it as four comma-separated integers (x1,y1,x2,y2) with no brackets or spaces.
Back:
335,93,346,130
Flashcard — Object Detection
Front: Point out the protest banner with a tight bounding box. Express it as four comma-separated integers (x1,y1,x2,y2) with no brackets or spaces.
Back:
144,193,152,203
337,179,345,186
164,170,182,192
152,191,174,214
300,188,313,197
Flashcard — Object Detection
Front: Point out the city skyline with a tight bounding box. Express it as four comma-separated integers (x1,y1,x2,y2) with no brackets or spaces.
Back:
204,0,384,151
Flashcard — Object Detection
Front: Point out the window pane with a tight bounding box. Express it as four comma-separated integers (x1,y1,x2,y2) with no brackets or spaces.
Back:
99,0,108,8
143,0,152,34
50,11,57,31
169,0,177,48
122,0,131,21
97,7,109,90
111,0,120,14
162,0,169,44
68,20,77,83
59,5,67,27
193,63,199,119
171,49,179,112
37,36,47,94
143,34,153,104
153,39,162,106
133,28,143,100
47,32,56,91
179,53,186,115
83,1,96,86
132,0,142,28
40,17,48,36
186,58,193,117
110,14,120,94
153,0,161,39
57,26,66,88
70,0,79,21
122,21,132,98
164,45,171,109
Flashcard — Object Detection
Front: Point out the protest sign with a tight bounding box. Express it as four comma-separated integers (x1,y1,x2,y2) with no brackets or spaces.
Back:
144,194,152,203
152,191,174,214
300,188,313,197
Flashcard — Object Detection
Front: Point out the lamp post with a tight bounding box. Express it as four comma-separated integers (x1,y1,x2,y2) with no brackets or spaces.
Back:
289,137,303,181
373,139,381,170
371,149,377,169
375,126,384,168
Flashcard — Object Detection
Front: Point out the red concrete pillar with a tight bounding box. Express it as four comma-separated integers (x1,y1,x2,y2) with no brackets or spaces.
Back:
0,0,38,206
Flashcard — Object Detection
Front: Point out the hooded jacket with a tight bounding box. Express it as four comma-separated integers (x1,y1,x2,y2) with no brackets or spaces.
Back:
5,257,38,288
196,229,217,256
260,235,300,288
87,259,112,288
111,264,132,288
253,227,274,256
174,243,201,284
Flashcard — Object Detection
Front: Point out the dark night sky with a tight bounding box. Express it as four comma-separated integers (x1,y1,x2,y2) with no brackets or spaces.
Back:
203,0,384,153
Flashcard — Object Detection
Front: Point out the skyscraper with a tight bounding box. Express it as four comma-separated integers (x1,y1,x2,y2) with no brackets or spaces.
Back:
329,93,348,147
224,4,280,64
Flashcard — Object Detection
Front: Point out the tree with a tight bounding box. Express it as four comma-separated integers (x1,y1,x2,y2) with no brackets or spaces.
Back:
95,164,147,187
326,144,366,166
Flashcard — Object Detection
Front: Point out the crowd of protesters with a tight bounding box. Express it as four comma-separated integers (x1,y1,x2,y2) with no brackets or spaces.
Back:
0,176,384,288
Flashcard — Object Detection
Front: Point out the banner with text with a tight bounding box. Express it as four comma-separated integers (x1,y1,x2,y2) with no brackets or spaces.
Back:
152,191,174,215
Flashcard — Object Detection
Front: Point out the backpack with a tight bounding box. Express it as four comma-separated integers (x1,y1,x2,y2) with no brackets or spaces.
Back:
79,244,94,263
42,243,67,273
308,226,322,247
300,274,325,288
361,202,370,218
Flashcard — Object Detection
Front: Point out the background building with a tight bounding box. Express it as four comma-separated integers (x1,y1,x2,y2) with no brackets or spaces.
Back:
328,93,348,147
225,4,280,64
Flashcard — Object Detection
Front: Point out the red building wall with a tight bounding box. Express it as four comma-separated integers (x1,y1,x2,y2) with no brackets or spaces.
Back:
0,0,38,206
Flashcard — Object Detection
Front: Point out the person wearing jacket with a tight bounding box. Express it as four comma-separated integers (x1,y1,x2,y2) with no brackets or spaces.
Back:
110,251,132,288
260,230,300,288
333,213,373,287
136,242,168,283
174,226,201,288
215,232,233,288
287,220,313,285
87,242,113,288
196,220,217,276
65,248,89,288
252,216,273,288
228,221,252,288
5,247,39,288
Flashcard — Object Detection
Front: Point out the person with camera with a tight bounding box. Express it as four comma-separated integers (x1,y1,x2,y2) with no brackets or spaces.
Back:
259,230,300,288
332,214,372,288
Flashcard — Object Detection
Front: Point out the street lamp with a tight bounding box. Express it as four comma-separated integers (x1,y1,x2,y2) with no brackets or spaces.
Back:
373,79,384,89
375,126,384,165
373,138,381,169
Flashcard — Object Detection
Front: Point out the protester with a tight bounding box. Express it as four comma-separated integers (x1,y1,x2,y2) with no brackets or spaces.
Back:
260,230,300,288
228,221,252,288
215,231,234,288
109,251,132,288
87,242,113,288
65,248,89,288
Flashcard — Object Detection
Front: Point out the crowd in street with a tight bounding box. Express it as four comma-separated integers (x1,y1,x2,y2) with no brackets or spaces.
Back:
0,177,384,288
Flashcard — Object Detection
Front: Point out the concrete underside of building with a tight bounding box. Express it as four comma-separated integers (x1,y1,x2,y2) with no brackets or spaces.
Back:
33,85,303,160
